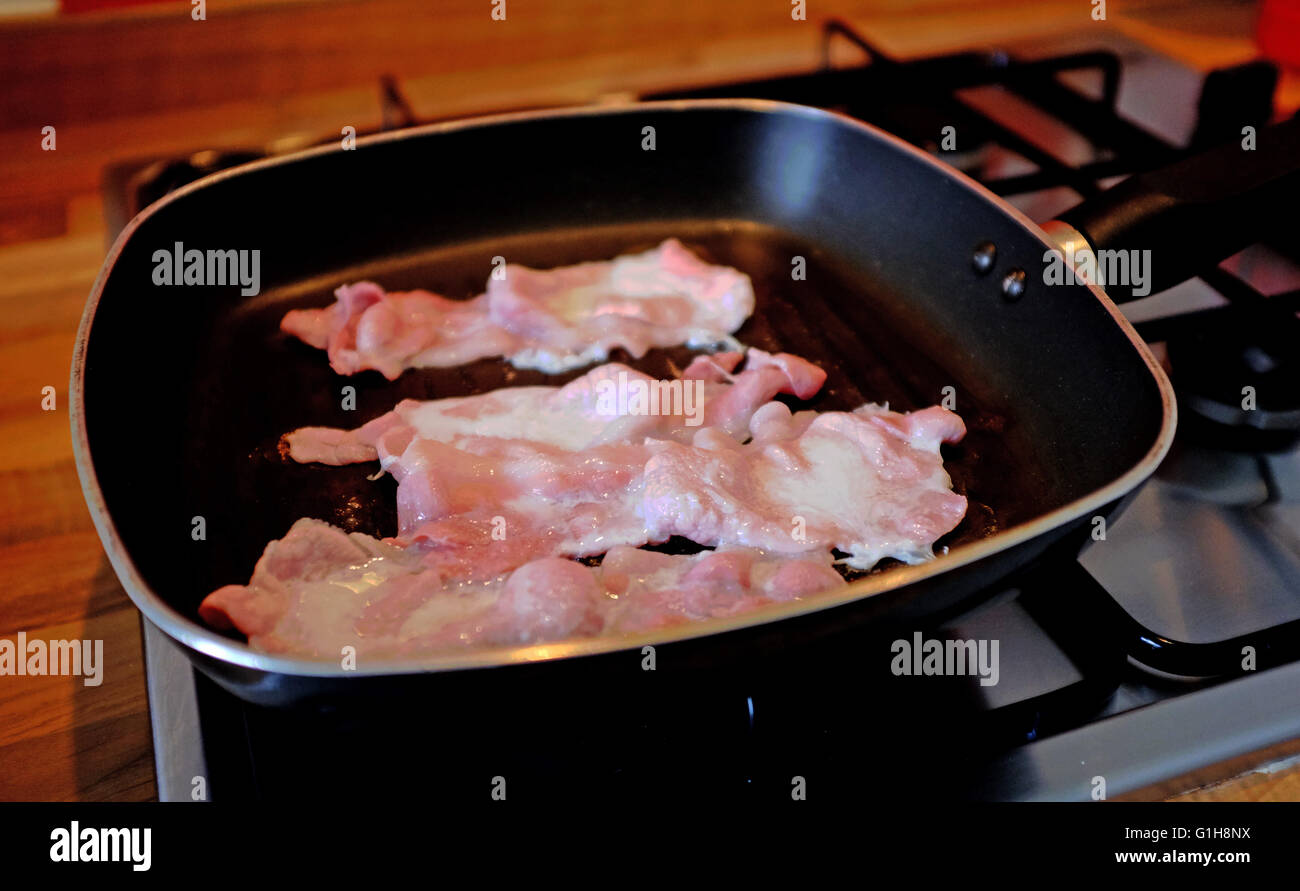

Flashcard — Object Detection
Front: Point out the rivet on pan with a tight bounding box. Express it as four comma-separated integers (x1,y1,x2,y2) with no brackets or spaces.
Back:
1001,268,1027,301
971,241,997,275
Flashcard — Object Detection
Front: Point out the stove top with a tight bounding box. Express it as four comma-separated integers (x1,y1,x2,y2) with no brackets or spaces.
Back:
128,20,1300,802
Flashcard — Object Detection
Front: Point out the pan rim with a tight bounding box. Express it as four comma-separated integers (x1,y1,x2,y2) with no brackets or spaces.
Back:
70,97,1177,678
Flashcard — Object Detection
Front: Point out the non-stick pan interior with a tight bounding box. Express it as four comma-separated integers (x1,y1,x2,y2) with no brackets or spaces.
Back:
80,102,1167,627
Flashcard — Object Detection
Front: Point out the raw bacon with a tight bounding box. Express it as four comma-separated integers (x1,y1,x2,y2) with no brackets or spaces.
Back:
199,518,847,658
209,240,976,661
281,356,963,578
283,348,826,464
386,435,652,572
207,399,965,657
282,351,832,577
641,403,968,568
280,239,755,379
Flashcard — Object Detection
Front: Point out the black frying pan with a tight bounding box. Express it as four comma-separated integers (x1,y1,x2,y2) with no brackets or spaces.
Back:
70,100,1294,706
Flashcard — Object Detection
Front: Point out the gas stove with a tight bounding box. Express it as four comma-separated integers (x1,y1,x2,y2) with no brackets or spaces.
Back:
118,20,1300,802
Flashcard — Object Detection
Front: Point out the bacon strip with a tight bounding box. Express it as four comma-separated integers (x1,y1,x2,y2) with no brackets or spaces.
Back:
199,518,847,659
642,404,968,569
283,349,826,464
280,239,755,379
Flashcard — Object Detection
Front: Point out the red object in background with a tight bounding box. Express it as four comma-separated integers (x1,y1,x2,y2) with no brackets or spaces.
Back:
1260,0,1300,68
61,0,172,13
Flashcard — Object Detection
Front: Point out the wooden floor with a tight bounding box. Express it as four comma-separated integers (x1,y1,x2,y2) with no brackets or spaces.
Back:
0,229,157,800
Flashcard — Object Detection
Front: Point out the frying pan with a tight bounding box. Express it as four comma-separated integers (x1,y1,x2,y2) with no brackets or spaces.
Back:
70,100,1292,707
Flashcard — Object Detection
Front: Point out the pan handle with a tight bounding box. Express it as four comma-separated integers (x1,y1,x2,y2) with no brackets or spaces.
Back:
1046,113,1300,302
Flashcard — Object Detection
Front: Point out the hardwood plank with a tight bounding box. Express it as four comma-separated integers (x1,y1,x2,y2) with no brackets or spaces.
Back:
1170,757,1300,802
0,609,154,800
0,463,91,547
0,530,128,627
